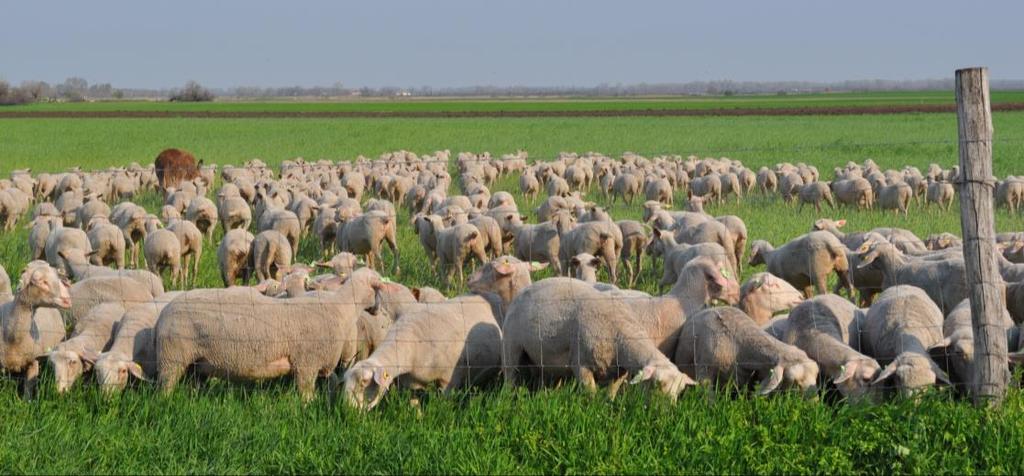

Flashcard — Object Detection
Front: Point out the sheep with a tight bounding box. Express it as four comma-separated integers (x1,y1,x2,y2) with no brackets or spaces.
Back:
55,248,164,296
534,196,570,222
797,182,835,212
185,196,218,240
45,226,92,276
467,256,548,315
715,215,748,275
435,223,488,287
28,213,62,260
674,307,819,395
218,194,252,232
144,229,183,286
74,195,111,230
314,252,360,279
856,240,968,316
545,175,571,197
811,218,927,254
934,298,1015,392
674,219,738,277
48,302,126,394
86,217,126,269
778,172,804,203
338,211,400,276
926,180,955,211
860,285,951,396
94,292,182,393
519,173,540,200
644,177,673,206
251,229,293,282
828,178,873,210
501,276,696,400
258,208,301,253
996,178,1024,212
611,173,641,205
503,257,738,389
154,268,385,401
160,204,182,223
511,213,572,276
218,229,256,286
570,253,602,283
779,295,881,400
68,274,159,327
756,167,778,194
924,232,962,250
469,215,503,259
0,261,70,398
558,220,620,283
748,231,852,298
110,202,149,267
166,219,203,286
343,293,503,410
738,273,805,326
616,220,647,287
689,174,722,203
652,233,733,291
877,182,912,216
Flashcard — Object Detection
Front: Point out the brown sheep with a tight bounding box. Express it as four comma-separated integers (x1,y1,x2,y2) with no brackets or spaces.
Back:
154,148,202,192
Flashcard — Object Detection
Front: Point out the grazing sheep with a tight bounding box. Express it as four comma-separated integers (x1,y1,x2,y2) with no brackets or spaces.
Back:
86,217,127,269
68,274,159,328
926,180,955,211
144,229,183,286
611,173,641,205
110,202,149,267
511,213,573,276
435,223,488,287
48,302,126,393
756,167,778,194
343,293,503,410
748,231,852,298
154,268,384,401
856,240,968,316
674,307,819,395
877,182,912,216
218,229,256,286
258,208,301,253
251,229,293,282
338,211,400,276
167,219,204,286
502,276,696,400
689,174,722,204
935,299,1015,392
185,196,218,240
780,295,881,400
715,215,748,275
94,292,182,393
28,214,62,260
779,173,805,203
738,273,805,326
924,232,962,250
45,226,92,276
467,256,548,315
653,234,732,292
674,219,738,277
503,257,738,389
812,218,927,255
0,264,10,303
558,221,620,283
860,285,951,396
519,173,540,201
616,220,647,287
797,182,835,212
644,177,673,206
218,195,252,232
469,215,503,259
830,178,874,209
56,248,164,296
0,262,70,398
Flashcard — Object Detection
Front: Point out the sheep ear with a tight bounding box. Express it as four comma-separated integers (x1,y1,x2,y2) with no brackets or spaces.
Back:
629,365,656,384
464,231,478,243
373,367,391,387
589,257,602,268
570,257,581,267
871,361,899,386
758,365,785,395
832,362,859,384
927,338,954,372
1007,352,1024,364
836,219,847,227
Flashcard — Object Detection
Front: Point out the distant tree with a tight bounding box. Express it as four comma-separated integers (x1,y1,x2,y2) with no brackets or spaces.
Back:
169,81,214,102
20,80,50,100
57,77,88,102
112,89,124,99
0,80,35,105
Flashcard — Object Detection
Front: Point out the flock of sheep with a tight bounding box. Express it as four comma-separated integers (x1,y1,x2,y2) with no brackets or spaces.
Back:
3,149,1024,409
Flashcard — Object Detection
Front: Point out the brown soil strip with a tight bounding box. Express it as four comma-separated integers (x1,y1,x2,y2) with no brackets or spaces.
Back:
2,103,1024,119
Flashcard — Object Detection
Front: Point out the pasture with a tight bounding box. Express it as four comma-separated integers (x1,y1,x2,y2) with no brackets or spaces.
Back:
1,104,1024,474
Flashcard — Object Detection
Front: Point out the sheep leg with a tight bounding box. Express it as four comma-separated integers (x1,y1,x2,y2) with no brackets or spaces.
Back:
294,369,318,403
20,361,40,400
574,367,599,395
607,372,630,401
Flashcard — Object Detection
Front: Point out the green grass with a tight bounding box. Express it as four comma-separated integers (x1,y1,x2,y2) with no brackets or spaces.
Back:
2,109,1024,473
4,90,1024,113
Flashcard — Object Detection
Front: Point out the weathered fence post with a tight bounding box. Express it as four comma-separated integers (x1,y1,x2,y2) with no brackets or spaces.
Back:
955,67,1007,405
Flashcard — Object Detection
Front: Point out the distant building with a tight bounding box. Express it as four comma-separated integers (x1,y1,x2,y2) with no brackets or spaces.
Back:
395,90,412,97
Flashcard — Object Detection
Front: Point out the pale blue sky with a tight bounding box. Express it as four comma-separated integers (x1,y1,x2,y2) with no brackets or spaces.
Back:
2,0,1022,88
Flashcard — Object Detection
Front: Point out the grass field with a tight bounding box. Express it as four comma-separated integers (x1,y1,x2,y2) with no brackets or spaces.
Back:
4,90,1024,113
2,103,1024,473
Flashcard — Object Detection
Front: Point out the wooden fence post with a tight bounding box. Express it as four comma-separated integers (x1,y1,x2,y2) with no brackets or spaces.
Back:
955,67,1007,405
